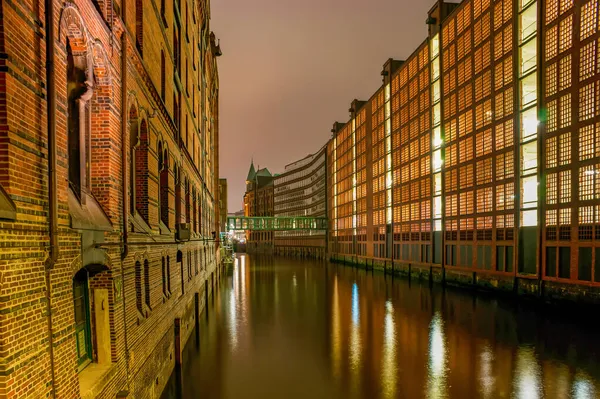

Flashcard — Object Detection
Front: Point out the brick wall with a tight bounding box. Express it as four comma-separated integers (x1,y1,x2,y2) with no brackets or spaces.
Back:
0,0,221,398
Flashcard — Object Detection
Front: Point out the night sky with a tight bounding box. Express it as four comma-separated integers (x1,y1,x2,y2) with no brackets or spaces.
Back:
212,0,457,212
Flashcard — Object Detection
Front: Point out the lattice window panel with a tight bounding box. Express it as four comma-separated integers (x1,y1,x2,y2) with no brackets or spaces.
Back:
476,158,493,185
581,0,598,40
580,41,597,82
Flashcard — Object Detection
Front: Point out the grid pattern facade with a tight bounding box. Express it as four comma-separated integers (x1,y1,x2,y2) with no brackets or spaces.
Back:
542,0,600,284
324,0,600,290
442,0,517,273
392,43,433,264
332,124,355,254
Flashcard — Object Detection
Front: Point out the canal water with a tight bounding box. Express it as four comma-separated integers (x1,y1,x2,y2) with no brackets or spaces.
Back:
162,254,600,398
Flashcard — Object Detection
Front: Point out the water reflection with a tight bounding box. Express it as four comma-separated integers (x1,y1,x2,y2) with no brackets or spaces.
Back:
163,255,600,399
427,312,447,399
381,301,396,398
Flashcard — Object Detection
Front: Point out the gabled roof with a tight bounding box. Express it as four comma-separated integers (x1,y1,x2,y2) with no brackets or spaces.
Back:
256,168,272,177
246,161,256,181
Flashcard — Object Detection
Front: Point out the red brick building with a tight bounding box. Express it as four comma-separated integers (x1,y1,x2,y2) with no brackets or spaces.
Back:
243,161,275,253
0,0,221,397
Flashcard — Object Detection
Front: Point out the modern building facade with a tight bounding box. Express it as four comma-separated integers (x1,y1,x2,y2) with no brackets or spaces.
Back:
327,0,600,303
274,146,327,258
0,0,221,397
244,162,275,253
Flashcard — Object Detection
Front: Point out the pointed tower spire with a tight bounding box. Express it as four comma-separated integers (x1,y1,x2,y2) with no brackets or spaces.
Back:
246,159,256,181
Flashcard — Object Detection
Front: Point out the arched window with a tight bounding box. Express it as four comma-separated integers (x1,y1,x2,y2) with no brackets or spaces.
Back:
185,179,191,223
177,250,184,295
175,166,181,224
192,188,197,233
136,120,150,222
161,257,167,297
135,0,143,55
166,256,171,293
158,144,169,227
66,39,93,200
144,259,151,309
129,106,139,217
135,261,143,314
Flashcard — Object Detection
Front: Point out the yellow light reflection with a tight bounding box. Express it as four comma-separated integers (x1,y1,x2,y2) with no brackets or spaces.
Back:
427,312,448,399
573,370,597,399
479,345,495,398
229,257,239,349
513,346,542,399
350,282,361,395
331,276,341,380
381,301,397,398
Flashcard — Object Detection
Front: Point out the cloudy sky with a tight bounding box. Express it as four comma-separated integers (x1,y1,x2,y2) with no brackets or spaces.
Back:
211,0,448,212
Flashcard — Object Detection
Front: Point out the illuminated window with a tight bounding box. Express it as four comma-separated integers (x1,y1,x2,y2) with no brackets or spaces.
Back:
580,0,598,40
559,93,571,129
546,0,558,24
520,72,537,106
546,25,558,61
521,107,538,141
558,55,571,91
521,141,538,174
520,2,537,42
521,175,538,209
580,41,596,81
559,15,573,53
520,38,537,76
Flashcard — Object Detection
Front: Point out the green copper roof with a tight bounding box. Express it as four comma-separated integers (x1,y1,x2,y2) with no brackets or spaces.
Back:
246,161,256,181
256,168,272,177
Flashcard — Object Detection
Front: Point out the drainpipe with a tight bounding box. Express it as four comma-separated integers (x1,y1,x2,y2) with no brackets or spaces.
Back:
44,0,58,396
120,4,131,392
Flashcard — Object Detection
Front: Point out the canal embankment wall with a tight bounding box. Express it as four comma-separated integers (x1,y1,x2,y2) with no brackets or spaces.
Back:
329,254,600,306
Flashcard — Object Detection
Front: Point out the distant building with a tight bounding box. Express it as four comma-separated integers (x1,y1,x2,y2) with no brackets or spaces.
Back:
243,161,275,253
228,210,247,244
219,179,228,233
274,146,327,258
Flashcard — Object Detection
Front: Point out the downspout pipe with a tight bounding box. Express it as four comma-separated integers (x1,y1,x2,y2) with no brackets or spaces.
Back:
44,0,58,396
120,4,131,393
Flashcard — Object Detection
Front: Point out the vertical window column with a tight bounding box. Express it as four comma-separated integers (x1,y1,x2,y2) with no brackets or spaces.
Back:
385,84,392,227
517,0,539,274
430,33,443,233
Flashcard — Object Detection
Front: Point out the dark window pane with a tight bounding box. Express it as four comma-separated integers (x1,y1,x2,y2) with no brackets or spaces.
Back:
506,246,514,272
497,246,505,271
595,248,600,283
546,247,557,277
579,248,592,281
559,247,571,279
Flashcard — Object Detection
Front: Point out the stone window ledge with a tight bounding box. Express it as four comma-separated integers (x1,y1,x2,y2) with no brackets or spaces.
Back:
79,362,116,399
0,184,16,220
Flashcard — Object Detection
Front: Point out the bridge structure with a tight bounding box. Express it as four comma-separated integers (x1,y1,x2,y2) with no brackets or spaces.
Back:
226,216,328,232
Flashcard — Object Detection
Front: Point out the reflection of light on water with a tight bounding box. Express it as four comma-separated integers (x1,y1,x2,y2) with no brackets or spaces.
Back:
479,345,495,398
426,312,447,399
229,259,238,349
381,300,396,398
274,275,279,307
350,283,361,395
331,276,341,380
352,283,359,325
513,346,542,399
293,273,297,287
240,255,246,298
573,371,597,399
